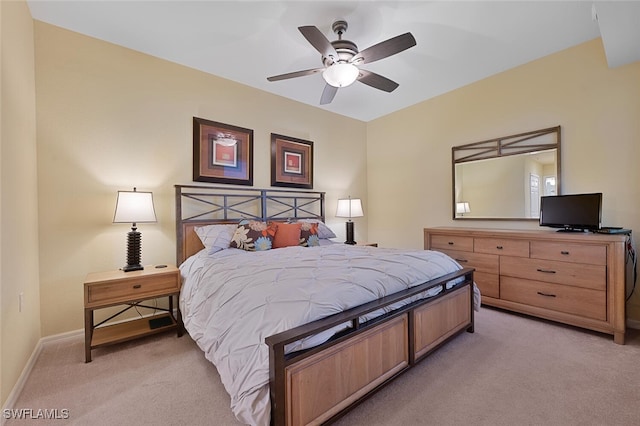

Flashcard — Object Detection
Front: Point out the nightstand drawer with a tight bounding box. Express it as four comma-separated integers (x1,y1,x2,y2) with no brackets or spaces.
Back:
86,272,179,306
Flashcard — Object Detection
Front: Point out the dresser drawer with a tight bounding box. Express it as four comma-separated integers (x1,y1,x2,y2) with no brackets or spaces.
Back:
87,273,180,306
530,241,606,266
430,235,473,252
500,256,605,291
501,277,606,321
474,238,529,257
438,249,499,275
474,272,499,299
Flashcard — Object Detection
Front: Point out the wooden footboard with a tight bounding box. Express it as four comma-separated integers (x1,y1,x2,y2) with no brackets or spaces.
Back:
413,286,471,361
286,315,409,425
266,268,474,426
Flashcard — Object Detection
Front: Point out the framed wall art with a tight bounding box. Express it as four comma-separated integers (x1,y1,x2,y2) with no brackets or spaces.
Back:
193,117,253,185
271,133,313,189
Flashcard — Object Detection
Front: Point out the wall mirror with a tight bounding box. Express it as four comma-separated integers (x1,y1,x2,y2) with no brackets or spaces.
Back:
452,126,561,220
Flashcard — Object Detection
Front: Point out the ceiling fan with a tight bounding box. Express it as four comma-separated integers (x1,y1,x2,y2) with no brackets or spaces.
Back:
267,20,417,105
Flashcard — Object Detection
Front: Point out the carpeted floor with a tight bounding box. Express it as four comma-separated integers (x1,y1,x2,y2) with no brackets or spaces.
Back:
6,307,640,426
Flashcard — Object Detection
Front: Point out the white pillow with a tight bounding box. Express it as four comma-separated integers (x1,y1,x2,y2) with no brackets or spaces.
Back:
195,224,237,254
296,219,337,239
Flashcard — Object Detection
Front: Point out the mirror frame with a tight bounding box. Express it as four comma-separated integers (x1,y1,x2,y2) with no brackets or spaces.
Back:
452,126,561,220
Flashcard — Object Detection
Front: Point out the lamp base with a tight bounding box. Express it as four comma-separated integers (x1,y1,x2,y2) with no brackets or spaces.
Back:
344,221,357,245
122,264,144,272
123,228,144,272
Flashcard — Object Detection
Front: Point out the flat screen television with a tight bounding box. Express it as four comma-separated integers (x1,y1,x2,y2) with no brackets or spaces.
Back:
539,193,602,232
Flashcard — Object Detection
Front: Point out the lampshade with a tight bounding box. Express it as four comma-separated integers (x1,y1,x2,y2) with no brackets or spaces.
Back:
456,202,471,215
113,189,157,224
336,197,364,218
322,63,359,88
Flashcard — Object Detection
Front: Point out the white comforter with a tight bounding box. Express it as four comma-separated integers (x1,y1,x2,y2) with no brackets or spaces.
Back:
179,244,468,426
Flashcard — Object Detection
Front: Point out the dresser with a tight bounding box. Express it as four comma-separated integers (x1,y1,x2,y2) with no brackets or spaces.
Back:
424,227,628,344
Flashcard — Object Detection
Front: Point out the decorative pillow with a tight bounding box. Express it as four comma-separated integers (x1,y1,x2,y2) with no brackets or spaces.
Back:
299,222,320,247
194,224,236,254
229,220,277,251
297,220,337,239
272,222,302,248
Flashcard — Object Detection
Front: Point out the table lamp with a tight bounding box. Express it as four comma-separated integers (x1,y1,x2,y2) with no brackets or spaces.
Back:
335,196,364,245
113,188,157,272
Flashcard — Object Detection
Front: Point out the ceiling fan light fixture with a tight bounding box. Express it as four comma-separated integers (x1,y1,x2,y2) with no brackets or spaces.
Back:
322,63,359,88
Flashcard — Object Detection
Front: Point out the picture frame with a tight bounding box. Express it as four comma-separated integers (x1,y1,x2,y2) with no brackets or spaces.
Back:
271,133,313,189
193,117,253,185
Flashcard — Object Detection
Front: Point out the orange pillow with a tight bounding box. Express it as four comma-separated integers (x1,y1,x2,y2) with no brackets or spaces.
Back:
272,222,302,248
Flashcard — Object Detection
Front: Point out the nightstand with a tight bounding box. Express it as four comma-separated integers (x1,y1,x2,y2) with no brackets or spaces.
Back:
84,265,182,362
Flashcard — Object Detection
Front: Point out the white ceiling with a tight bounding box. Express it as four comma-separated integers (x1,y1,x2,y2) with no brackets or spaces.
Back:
27,1,640,122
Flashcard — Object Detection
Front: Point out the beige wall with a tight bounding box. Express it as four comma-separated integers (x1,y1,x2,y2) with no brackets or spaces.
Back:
366,38,640,320
1,0,41,404
34,22,368,336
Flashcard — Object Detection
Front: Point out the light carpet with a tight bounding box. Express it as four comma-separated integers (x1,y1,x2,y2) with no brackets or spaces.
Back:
6,307,640,425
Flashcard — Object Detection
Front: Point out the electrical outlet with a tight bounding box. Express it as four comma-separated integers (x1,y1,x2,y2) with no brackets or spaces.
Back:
19,292,24,312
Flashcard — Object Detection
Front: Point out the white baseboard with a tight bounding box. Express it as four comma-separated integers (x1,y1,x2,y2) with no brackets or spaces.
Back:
0,328,83,425
1,342,42,425
1,310,177,421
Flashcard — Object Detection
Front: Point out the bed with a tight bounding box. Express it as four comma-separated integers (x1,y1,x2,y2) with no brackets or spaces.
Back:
175,184,477,426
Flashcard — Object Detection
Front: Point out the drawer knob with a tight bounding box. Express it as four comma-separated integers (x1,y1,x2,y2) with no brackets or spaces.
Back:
561,251,570,255
536,268,556,274
496,245,503,250
133,284,142,289
448,241,454,245
537,291,557,298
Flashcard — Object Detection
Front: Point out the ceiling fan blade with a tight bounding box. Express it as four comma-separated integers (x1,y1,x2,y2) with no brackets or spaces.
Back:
357,69,399,93
351,32,416,65
267,68,324,82
298,26,338,62
320,84,338,105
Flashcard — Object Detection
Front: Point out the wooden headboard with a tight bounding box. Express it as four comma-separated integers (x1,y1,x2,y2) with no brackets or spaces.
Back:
175,185,326,264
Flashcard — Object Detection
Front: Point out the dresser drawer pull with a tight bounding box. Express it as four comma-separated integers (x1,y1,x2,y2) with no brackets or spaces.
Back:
496,245,503,250
455,258,468,263
561,251,570,255
536,268,556,274
133,284,142,289
448,241,454,245
537,291,557,298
